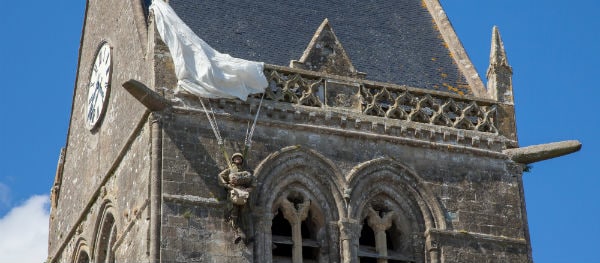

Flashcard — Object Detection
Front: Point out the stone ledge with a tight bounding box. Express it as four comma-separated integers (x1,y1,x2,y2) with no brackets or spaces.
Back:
170,99,517,155
163,194,227,206
426,228,527,246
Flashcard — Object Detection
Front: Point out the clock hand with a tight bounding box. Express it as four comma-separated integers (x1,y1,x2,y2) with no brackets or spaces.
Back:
87,100,96,122
98,80,105,99
88,82,100,105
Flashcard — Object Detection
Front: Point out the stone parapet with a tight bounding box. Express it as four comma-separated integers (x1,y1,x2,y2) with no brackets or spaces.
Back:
170,64,518,153
262,65,500,133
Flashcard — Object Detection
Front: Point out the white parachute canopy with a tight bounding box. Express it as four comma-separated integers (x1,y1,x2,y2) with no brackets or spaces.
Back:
150,0,267,101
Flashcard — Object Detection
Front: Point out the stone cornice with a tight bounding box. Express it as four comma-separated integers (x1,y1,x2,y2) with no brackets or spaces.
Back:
170,97,515,158
425,228,527,246
168,64,517,154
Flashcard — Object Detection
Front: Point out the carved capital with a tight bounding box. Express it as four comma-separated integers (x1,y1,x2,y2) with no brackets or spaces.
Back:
280,198,311,225
366,207,395,233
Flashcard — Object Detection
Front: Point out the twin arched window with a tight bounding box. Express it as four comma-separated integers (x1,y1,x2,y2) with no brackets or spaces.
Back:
254,147,436,263
269,198,417,263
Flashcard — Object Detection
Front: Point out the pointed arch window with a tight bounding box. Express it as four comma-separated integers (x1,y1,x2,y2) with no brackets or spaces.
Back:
94,212,117,263
73,242,91,263
271,193,322,263
76,251,90,263
358,207,414,263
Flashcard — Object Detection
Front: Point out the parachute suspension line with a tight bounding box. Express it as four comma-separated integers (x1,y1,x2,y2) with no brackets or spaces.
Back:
199,98,222,144
208,100,223,143
243,92,266,159
243,121,251,147
199,98,232,169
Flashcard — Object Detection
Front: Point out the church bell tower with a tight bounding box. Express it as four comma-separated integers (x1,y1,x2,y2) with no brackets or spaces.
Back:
48,1,580,263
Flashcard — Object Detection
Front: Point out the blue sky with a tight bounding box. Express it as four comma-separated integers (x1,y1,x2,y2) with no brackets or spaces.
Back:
0,1,597,262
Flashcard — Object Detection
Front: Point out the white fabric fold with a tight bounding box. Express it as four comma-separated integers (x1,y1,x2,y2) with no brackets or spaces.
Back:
150,0,267,101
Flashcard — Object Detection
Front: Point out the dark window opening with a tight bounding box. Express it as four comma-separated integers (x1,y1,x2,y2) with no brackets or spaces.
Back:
386,228,395,251
360,257,378,263
301,214,319,260
302,246,319,260
96,213,116,263
76,251,90,263
358,215,414,263
272,243,293,259
271,197,322,262
301,219,311,238
272,209,293,236
359,219,376,247
272,209,293,259
358,219,378,262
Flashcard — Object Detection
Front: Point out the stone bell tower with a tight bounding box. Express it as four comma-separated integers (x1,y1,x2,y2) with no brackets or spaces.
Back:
48,1,579,263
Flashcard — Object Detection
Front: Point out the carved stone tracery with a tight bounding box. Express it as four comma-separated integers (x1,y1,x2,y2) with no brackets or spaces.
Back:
261,66,499,134
279,195,313,263
252,148,445,263
253,147,345,263
366,207,396,263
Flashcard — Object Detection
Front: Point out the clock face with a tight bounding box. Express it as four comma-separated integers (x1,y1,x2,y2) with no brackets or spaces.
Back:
86,43,112,130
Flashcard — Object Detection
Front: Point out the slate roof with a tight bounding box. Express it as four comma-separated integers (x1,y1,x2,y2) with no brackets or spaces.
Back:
167,0,472,95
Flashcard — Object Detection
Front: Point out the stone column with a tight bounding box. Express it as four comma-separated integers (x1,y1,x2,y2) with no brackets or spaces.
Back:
367,207,395,263
280,199,311,263
338,218,359,263
254,209,272,262
426,233,440,263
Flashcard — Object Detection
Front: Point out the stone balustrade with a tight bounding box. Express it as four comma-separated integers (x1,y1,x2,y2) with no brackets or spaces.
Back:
262,64,499,134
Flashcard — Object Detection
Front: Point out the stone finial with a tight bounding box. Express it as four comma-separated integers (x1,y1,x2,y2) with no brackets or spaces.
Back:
291,18,365,78
486,26,513,103
489,26,510,68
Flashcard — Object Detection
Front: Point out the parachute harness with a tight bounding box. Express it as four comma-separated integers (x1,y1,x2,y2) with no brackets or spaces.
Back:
199,93,266,169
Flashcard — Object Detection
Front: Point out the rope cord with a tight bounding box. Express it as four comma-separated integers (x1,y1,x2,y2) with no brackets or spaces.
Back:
208,100,223,142
200,98,233,169
244,121,251,147
243,93,266,159
199,98,222,144
199,94,265,166
247,93,265,146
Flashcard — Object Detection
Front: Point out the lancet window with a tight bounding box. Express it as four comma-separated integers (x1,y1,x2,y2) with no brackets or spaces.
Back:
94,212,116,263
73,244,90,263
75,251,90,263
358,206,414,263
271,193,322,263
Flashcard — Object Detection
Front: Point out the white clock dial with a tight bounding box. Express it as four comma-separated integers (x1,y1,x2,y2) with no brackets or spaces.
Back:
86,43,112,130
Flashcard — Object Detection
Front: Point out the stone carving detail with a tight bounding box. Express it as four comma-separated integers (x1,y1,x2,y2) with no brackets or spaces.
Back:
262,67,499,134
361,86,498,133
366,207,396,263
263,69,324,107
279,197,312,263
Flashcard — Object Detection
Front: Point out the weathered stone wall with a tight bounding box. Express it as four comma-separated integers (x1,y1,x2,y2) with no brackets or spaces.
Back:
430,230,529,262
50,124,151,262
159,111,251,263
48,0,151,260
156,96,530,262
